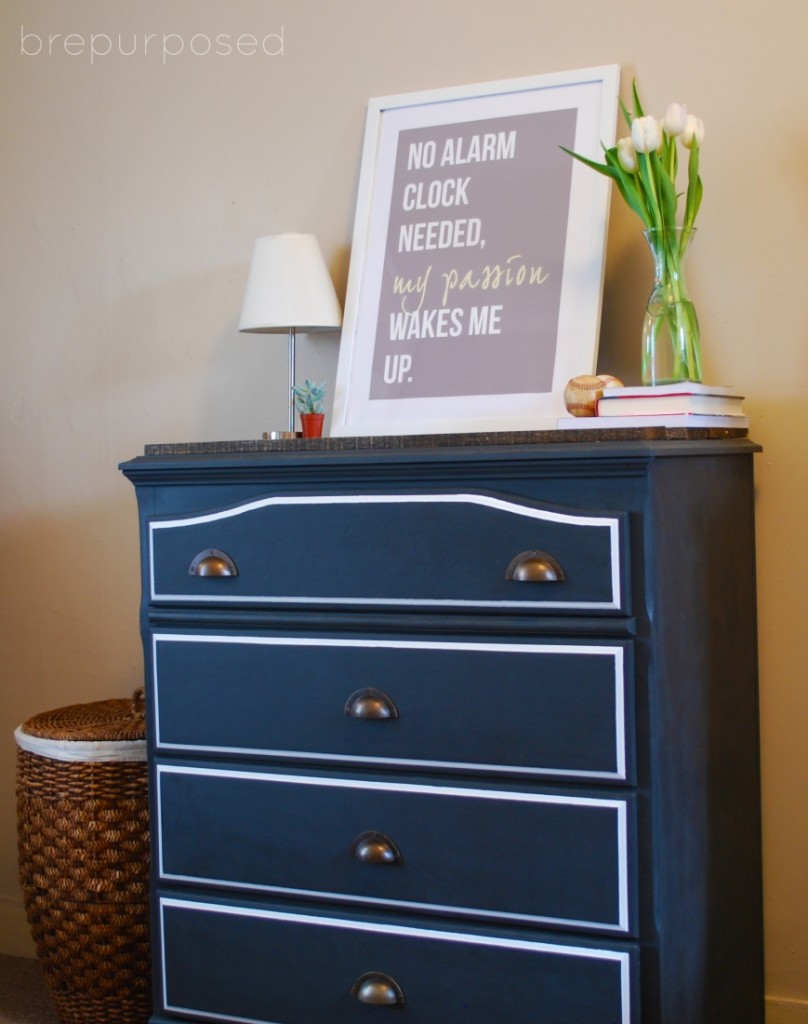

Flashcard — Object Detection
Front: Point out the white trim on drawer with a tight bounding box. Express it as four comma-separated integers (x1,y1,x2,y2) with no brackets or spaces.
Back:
148,492,623,610
159,896,634,1024
152,634,628,781
156,764,633,934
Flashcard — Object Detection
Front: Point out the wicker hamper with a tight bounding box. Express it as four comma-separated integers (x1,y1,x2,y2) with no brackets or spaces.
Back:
15,691,151,1024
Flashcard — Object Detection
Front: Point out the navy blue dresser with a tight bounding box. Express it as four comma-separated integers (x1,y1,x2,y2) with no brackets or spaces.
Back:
121,434,764,1024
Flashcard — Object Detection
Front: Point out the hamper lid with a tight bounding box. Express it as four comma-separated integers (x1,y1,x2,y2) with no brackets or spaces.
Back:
14,690,147,763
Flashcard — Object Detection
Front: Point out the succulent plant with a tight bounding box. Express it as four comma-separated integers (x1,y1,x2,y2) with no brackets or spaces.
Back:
292,379,326,415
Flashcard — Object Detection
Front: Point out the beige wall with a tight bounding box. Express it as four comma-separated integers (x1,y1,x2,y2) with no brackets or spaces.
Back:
2,0,806,1016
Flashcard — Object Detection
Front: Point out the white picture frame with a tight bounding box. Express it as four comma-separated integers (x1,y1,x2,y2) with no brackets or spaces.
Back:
331,65,620,437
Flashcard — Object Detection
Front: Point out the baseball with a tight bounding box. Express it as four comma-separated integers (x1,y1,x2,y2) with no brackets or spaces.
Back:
563,374,624,417
564,375,604,417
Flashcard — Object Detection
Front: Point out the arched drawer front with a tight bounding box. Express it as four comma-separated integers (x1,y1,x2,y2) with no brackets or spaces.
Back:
148,491,628,612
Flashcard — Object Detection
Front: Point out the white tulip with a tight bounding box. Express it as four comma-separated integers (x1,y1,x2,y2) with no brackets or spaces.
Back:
662,102,688,136
617,136,638,173
631,115,662,155
681,114,705,149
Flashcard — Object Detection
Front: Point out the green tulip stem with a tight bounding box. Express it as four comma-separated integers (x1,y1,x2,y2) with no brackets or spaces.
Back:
639,151,664,231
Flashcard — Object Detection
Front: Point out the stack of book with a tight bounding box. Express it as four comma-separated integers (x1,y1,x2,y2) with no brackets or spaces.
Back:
558,382,748,429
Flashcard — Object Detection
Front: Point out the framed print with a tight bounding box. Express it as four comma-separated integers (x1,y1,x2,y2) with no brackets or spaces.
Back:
331,65,620,437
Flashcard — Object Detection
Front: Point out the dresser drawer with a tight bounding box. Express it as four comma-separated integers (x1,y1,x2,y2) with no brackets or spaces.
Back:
148,491,627,612
157,765,634,933
159,896,636,1024
152,634,631,781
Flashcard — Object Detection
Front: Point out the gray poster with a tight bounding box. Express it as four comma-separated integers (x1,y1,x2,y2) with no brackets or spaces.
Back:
369,108,577,400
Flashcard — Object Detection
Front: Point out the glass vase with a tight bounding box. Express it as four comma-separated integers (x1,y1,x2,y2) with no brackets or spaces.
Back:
641,227,703,385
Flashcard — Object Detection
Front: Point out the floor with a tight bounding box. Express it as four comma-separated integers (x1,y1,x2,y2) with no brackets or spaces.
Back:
0,956,59,1024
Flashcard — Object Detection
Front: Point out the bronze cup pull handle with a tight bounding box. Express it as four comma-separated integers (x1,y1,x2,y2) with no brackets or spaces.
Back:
505,549,565,583
188,548,238,577
344,688,399,720
350,831,403,865
351,972,406,1006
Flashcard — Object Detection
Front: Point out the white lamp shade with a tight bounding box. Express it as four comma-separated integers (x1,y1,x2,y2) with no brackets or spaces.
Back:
238,233,342,333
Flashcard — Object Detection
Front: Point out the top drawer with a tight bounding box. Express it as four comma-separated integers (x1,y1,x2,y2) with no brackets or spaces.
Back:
148,491,628,613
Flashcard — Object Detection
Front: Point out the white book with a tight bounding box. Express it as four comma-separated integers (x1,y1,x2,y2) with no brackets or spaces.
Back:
597,393,745,417
557,413,749,430
598,382,743,400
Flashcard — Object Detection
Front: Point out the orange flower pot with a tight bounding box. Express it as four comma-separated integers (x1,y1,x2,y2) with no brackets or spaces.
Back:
300,413,325,438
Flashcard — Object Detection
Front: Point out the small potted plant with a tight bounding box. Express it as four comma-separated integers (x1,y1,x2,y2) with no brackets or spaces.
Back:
292,379,326,437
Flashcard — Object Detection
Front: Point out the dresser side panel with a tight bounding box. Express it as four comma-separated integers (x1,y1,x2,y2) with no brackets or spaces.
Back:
644,452,763,1023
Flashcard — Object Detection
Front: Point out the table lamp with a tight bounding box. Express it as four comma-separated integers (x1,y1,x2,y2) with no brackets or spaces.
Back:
239,233,342,438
